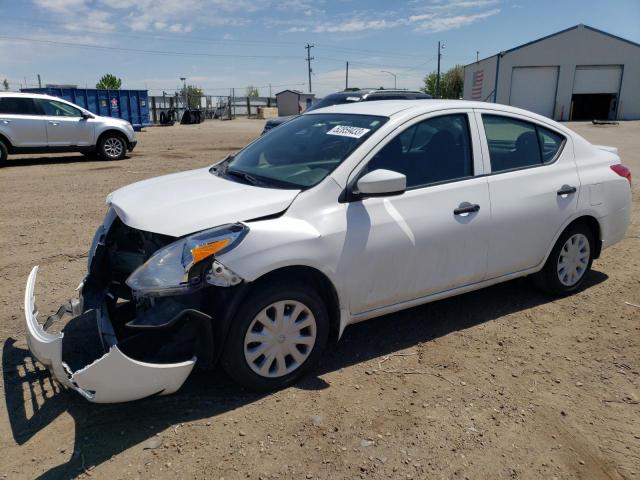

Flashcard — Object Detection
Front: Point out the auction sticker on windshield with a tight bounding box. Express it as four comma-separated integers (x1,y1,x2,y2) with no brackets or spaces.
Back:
326,125,371,139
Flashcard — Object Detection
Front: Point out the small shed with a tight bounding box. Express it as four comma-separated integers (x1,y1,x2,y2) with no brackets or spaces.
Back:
275,90,316,116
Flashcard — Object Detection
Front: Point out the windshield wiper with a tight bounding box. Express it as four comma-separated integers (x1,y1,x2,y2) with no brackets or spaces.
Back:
225,168,263,186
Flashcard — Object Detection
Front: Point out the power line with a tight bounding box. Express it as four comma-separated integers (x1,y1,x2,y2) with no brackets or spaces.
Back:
0,35,304,60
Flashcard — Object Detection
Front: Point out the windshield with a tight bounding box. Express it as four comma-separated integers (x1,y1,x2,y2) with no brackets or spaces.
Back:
219,113,387,189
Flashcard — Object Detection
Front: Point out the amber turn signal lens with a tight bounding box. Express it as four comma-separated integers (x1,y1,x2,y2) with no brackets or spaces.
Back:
191,239,230,264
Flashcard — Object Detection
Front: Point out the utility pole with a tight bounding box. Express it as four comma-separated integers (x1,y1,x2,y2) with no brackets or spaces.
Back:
436,41,444,98
345,61,349,89
268,83,272,107
180,77,187,112
305,43,314,93
37,74,42,88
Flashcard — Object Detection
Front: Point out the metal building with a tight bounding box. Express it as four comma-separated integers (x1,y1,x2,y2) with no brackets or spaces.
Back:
463,24,640,121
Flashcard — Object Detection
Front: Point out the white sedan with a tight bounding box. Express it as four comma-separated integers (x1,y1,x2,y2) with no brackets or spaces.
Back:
24,100,632,402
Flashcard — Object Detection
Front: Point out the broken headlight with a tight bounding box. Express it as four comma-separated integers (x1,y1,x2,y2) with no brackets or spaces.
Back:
126,223,248,297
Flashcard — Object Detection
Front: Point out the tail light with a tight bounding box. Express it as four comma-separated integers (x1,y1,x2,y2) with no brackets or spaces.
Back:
611,164,632,186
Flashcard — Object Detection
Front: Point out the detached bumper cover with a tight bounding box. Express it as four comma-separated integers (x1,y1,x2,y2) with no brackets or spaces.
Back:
24,266,196,403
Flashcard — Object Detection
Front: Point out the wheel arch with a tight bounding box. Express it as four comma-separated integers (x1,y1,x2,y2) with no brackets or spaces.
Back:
0,132,13,150
209,264,343,364
542,214,603,267
96,128,128,147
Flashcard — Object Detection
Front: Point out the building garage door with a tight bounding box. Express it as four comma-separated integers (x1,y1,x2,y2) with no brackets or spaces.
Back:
509,66,559,118
571,65,623,120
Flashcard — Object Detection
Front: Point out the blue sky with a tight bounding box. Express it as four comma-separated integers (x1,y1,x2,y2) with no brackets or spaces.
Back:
1,0,639,97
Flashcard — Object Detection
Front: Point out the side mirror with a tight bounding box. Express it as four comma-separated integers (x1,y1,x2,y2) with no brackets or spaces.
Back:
81,112,93,120
355,169,406,198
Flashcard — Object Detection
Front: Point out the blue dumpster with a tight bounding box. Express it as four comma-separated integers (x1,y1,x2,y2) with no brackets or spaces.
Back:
21,87,151,131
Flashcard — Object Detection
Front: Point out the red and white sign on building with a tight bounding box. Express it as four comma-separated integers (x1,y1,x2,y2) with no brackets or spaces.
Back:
471,70,484,100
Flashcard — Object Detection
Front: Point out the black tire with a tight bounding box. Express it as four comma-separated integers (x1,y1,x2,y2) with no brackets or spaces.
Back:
0,139,8,167
533,222,595,296
221,280,329,391
97,133,127,160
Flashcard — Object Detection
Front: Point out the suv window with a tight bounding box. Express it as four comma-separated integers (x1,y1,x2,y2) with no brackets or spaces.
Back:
482,115,565,172
365,114,473,189
0,97,41,115
39,99,82,117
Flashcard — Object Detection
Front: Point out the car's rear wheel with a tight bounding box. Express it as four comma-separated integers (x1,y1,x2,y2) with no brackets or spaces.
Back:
0,140,8,167
533,222,594,295
98,134,127,160
221,281,329,391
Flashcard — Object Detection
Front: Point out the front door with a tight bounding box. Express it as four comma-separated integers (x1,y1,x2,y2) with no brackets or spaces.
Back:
343,111,492,315
476,111,579,278
37,99,94,147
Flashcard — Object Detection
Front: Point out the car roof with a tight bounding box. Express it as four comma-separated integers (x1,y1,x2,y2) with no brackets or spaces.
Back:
305,99,562,124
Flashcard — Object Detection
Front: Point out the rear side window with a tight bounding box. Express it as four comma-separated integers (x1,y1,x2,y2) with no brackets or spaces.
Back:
482,115,565,173
0,97,41,115
537,126,564,162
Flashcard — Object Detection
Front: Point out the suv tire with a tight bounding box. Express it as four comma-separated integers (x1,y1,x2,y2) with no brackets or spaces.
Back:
221,280,329,391
98,133,127,160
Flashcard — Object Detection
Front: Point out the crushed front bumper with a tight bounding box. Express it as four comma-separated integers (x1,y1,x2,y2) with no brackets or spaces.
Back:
24,266,196,403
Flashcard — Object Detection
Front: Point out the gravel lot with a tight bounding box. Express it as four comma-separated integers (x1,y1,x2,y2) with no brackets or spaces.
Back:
0,118,638,480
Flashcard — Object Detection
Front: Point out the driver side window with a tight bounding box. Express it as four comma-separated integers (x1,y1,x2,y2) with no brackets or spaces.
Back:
365,113,473,189
39,99,82,117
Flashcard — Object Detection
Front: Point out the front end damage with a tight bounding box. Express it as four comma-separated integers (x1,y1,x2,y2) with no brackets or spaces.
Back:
24,211,245,403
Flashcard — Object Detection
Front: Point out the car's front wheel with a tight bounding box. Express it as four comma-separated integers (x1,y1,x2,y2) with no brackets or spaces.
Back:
98,133,127,160
221,281,329,391
534,222,594,295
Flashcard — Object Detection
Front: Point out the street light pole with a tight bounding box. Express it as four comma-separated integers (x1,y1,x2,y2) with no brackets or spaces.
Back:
380,70,397,89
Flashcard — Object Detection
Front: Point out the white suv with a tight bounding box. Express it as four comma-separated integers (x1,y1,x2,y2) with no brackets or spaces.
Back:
0,92,137,167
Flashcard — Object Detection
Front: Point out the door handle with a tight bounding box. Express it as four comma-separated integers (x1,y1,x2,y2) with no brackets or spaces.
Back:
48,121,60,126
454,203,480,215
0,119,11,124
557,185,577,196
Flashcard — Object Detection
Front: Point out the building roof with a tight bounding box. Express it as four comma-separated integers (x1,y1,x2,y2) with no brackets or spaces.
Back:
275,89,315,97
465,24,640,67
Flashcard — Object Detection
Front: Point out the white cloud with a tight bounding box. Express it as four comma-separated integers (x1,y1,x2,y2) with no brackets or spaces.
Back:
33,0,87,11
411,9,500,32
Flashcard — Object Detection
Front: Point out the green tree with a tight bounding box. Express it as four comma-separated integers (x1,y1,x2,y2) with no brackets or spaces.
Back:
96,73,122,90
245,85,259,97
178,85,204,108
2,78,9,91
421,72,438,97
420,64,464,99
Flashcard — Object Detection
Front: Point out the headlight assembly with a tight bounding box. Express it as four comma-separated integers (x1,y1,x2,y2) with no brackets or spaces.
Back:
126,223,248,297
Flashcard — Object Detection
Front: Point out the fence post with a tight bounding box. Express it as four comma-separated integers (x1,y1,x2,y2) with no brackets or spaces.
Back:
151,96,157,124
246,97,251,117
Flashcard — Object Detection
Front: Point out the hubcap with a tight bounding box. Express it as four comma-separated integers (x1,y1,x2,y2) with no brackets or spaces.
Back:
103,137,124,158
244,300,317,378
557,233,590,287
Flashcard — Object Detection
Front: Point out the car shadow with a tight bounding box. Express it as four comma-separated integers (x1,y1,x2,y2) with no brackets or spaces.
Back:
2,271,608,479
4,155,128,167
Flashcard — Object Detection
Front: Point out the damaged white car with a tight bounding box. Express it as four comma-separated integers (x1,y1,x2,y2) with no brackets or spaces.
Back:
25,100,632,402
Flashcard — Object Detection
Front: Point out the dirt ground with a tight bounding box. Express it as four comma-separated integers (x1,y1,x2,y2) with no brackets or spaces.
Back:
0,118,638,480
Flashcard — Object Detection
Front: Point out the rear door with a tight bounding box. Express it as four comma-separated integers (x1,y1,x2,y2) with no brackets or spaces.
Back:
0,96,47,147
37,99,94,147
476,110,579,278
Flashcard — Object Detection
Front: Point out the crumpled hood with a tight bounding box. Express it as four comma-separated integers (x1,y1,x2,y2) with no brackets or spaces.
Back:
107,167,300,237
